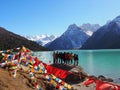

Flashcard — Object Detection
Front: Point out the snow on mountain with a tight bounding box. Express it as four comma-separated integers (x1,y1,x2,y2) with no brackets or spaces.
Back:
85,30,93,36
80,23,101,36
24,35,58,46
81,15,120,49
24,23,100,49
45,24,90,50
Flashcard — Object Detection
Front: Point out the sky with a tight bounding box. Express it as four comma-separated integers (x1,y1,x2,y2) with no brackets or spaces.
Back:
0,0,120,36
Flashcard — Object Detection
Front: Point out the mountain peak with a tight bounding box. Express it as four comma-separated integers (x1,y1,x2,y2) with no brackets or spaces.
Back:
115,15,120,19
24,34,58,46
67,24,80,30
63,24,82,36
81,15,120,49
46,23,89,50
80,23,101,32
112,15,120,22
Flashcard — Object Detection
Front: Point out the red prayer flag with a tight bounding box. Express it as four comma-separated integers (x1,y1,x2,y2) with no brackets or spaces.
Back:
47,65,53,74
84,78,120,90
59,70,69,79
96,80,113,90
84,78,95,86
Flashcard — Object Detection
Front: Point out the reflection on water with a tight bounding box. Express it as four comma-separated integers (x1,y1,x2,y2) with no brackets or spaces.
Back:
87,52,94,75
34,51,53,64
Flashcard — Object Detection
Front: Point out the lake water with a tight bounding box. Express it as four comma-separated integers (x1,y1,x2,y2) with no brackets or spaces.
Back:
33,49,120,82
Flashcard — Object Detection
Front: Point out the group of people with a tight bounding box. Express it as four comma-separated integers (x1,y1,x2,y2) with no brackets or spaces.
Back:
53,51,79,65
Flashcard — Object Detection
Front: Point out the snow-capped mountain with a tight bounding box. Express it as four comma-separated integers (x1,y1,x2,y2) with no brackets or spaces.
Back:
80,23,101,36
24,35,58,46
24,23,100,49
81,15,120,49
45,24,90,50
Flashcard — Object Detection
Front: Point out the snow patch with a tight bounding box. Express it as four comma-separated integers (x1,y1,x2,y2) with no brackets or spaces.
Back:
23,35,58,46
85,30,93,36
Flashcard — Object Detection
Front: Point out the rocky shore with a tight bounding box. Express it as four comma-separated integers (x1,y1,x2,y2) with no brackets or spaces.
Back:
0,63,88,90
0,63,119,90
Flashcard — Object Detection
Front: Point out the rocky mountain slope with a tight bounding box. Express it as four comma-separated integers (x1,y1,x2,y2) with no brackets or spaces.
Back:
45,24,90,50
80,23,100,36
81,16,120,49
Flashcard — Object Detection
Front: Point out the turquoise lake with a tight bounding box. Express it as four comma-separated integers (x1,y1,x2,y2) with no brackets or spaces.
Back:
34,49,120,82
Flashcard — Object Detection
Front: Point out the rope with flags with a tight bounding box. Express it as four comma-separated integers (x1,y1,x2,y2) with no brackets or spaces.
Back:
0,46,73,90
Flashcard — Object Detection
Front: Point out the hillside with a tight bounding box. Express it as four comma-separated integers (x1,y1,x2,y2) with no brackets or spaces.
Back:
0,27,48,51
0,68,46,90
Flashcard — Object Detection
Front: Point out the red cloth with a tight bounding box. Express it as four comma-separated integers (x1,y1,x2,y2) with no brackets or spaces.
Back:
96,80,113,90
47,65,53,74
113,85,120,90
46,65,70,79
84,78,95,86
32,57,41,67
54,69,62,77
42,63,47,68
52,67,57,75
84,78,120,90
96,80,120,90
59,70,69,79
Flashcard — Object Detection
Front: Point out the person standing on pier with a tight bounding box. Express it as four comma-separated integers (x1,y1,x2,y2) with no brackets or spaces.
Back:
53,51,56,64
76,54,79,65
69,53,74,64
74,54,79,66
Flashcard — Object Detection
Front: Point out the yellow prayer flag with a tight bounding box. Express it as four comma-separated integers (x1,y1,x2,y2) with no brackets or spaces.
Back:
67,85,72,89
